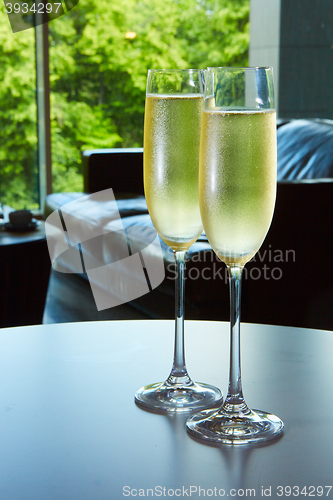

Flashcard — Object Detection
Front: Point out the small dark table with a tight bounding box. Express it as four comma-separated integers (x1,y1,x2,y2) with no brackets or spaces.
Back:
0,320,332,499
0,206,51,327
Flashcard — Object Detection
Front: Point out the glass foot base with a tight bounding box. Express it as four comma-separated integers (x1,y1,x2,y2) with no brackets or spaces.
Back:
135,381,223,414
186,408,284,445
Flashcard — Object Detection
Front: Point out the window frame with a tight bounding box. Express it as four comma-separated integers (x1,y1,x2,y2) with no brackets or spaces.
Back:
35,20,52,215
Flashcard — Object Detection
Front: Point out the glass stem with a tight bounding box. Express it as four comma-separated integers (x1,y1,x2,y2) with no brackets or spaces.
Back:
223,265,250,415
167,250,192,386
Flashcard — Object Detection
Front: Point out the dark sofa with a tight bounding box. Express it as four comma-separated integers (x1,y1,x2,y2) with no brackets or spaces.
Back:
45,119,333,330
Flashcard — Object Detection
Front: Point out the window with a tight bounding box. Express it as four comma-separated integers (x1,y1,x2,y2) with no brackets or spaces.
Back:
0,10,40,210
1,0,249,210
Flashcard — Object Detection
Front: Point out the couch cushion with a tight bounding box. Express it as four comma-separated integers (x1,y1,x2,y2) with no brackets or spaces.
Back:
45,191,148,274
113,214,209,262
44,192,85,219
111,214,224,306
45,192,148,219
277,119,333,180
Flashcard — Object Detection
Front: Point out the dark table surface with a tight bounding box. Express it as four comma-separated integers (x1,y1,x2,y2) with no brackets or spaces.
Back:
0,319,332,500
0,205,45,246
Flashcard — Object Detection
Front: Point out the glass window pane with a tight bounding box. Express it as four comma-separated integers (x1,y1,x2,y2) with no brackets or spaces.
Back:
0,12,39,210
48,0,250,195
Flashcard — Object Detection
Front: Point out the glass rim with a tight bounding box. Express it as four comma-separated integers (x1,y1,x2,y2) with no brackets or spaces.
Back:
147,68,203,73
206,66,273,71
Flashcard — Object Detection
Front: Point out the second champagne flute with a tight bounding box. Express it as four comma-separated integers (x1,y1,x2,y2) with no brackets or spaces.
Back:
135,69,223,413
186,66,284,443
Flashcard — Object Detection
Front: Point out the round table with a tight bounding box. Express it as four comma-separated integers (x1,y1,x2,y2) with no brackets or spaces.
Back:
0,320,332,499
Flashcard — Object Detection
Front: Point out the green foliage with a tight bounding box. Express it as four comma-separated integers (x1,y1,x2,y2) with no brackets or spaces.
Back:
177,0,249,69
0,13,39,209
0,0,249,207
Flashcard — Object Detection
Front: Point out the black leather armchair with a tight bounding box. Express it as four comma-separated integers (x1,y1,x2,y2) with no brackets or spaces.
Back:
45,119,333,330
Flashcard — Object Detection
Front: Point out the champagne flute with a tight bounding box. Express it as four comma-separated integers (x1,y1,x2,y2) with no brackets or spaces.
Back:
186,67,284,443
135,69,223,413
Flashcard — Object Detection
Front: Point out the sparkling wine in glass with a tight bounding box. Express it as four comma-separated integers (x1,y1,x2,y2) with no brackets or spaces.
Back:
186,67,284,443
135,69,223,413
